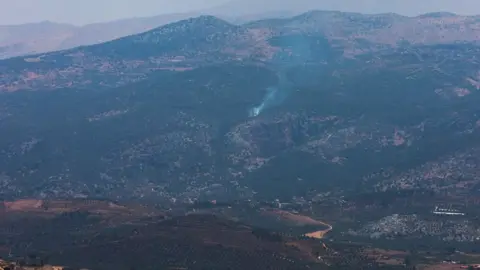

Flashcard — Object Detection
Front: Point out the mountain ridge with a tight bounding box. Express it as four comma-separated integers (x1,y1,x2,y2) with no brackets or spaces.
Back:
0,15,279,92
0,12,214,60
2,7,480,60
2,10,480,92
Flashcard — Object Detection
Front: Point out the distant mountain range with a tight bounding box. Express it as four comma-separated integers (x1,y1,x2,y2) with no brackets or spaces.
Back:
210,0,480,17
2,0,480,60
1,10,480,92
0,9,298,60
0,12,202,60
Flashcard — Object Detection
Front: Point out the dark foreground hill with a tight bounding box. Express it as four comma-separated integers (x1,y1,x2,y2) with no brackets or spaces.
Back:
1,199,480,269
0,200,323,269
0,11,480,204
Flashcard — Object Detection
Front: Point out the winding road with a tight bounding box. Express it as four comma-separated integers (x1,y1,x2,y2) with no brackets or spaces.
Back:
304,220,333,239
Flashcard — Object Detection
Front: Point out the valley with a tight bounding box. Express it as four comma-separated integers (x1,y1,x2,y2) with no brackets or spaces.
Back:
1,8,480,269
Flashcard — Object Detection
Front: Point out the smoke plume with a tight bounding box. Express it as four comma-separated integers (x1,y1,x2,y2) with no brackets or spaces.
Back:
248,34,313,117
249,71,292,117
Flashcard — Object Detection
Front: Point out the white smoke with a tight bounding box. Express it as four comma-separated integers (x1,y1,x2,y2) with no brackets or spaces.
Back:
249,86,283,117
248,34,311,117
249,106,262,117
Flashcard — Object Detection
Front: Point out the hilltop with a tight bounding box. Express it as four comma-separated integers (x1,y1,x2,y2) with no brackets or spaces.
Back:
1,11,480,91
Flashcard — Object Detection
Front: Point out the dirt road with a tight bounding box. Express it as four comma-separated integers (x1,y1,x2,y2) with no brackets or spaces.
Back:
304,220,333,239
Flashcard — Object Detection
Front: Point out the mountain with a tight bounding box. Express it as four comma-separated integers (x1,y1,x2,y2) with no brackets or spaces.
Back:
211,0,480,17
0,10,301,61
0,15,275,92
0,13,207,60
0,21,76,59
2,1,480,61
0,10,480,206
1,11,480,92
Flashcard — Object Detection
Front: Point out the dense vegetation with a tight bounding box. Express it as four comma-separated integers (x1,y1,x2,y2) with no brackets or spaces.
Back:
1,43,480,202
1,12,480,269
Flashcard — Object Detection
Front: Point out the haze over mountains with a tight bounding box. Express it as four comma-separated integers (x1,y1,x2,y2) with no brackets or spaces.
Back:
2,10,480,92
0,12,302,60
1,0,479,59
211,0,480,17
0,13,202,60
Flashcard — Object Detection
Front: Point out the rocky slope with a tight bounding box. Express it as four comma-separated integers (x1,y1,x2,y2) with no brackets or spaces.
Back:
1,11,480,92
0,11,480,203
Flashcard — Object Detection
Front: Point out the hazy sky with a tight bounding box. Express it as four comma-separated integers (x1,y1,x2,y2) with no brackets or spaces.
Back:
0,0,229,25
1,0,479,25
